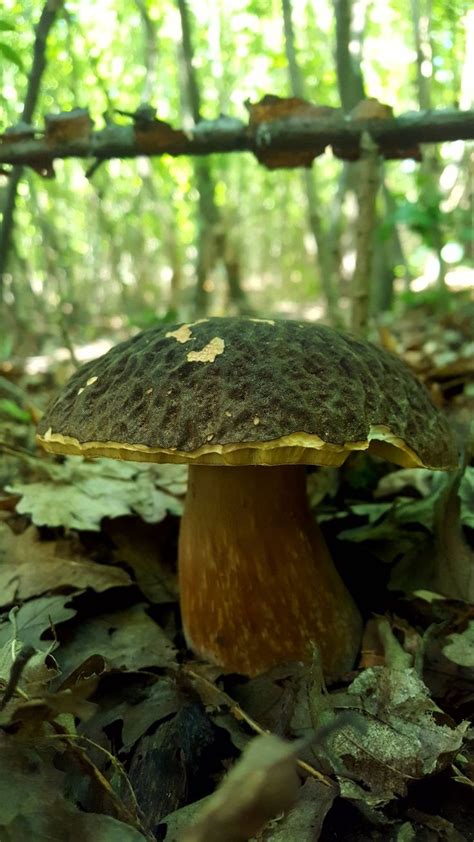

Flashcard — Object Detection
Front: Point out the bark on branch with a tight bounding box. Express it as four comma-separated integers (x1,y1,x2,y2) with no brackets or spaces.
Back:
0,108,472,171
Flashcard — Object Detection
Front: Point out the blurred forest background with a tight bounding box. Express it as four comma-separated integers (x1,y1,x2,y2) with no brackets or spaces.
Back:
0,0,472,357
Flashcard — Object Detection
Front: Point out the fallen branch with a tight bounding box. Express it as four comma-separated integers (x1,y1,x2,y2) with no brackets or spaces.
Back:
0,105,472,172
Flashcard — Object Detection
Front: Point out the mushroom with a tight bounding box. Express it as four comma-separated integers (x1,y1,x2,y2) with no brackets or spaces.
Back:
36,318,457,678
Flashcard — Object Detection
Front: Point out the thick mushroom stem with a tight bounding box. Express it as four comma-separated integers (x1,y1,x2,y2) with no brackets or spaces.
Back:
179,464,362,677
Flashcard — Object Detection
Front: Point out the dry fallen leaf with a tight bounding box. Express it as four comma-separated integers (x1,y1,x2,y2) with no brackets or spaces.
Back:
324,666,466,801
55,604,176,680
0,594,76,650
180,733,301,842
0,522,131,604
82,676,183,752
105,517,178,603
291,621,468,805
0,737,148,841
9,458,185,531
259,777,337,841
443,621,474,668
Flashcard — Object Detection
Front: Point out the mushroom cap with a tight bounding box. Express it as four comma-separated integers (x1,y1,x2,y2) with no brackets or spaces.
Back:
37,317,458,470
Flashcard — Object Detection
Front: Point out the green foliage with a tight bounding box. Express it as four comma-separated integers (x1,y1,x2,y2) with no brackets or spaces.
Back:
0,399,31,424
386,200,443,241
397,286,469,314
0,335,13,361
0,41,23,71
0,18,24,71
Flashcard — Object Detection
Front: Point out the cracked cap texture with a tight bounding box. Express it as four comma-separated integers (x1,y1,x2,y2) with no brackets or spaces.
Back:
37,317,458,470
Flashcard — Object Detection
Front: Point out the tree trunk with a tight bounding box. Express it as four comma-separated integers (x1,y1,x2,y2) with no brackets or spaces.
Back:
334,0,365,113
281,0,339,324
411,0,447,289
372,186,413,310
351,132,381,336
0,0,64,295
333,0,404,323
177,0,251,317
135,0,183,316
176,0,218,316
134,0,159,101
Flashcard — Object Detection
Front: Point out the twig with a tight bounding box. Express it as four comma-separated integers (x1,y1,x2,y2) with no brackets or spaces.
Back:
0,645,35,709
0,440,41,461
184,666,334,787
48,725,153,839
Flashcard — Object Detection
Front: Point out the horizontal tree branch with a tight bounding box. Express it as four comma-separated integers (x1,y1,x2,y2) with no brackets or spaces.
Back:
0,107,473,173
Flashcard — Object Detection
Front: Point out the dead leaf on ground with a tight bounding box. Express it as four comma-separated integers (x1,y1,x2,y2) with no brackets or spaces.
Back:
259,777,337,841
0,601,101,725
0,522,131,604
126,702,218,831
0,594,76,650
443,620,474,668
82,676,183,752
179,733,301,842
105,517,178,604
9,458,185,531
0,737,148,841
292,622,468,805
407,807,468,841
55,604,176,680
321,666,466,802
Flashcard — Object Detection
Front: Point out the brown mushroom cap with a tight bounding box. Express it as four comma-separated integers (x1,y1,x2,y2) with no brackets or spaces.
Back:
37,317,457,471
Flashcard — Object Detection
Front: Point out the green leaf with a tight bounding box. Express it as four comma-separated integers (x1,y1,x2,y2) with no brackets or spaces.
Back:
0,334,13,361
459,467,474,529
0,42,24,71
0,399,31,424
0,21,16,32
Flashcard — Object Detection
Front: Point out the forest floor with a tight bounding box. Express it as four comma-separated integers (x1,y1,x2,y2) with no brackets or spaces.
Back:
0,300,473,842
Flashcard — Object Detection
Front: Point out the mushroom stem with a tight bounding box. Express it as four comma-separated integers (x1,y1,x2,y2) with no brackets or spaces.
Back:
179,464,362,677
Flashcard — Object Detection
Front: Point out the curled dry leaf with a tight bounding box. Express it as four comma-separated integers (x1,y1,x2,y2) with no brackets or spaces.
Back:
45,108,93,145
259,778,337,841
246,94,338,168
180,734,301,842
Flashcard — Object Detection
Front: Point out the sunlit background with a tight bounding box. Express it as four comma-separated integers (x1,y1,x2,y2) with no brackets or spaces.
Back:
0,0,472,356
